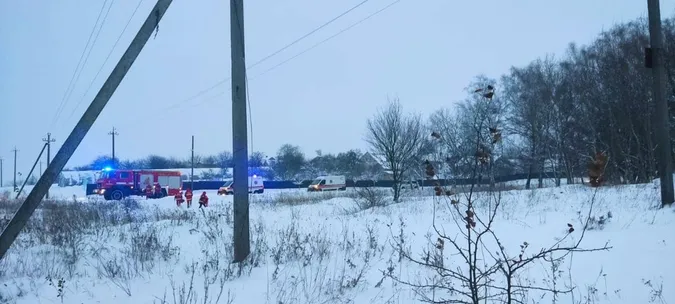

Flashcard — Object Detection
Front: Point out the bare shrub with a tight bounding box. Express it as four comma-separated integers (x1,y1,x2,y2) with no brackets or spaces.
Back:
253,190,352,206
1,190,11,201
353,186,389,210
46,276,66,303
194,206,268,280
272,216,377,304
127,224,180,269
386,83,612,303
150,206,262,304
96,255,134,296
92,222,179,296
579,210,613,231
0,196,192,302
152,207,197,226
270,213,331,268
642,278,666,304
155,261,235,304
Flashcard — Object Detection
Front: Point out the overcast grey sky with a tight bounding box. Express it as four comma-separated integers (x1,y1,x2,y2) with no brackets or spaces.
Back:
1,0,672,176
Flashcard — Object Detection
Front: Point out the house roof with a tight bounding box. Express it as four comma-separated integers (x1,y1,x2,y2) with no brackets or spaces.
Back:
361,152,387,167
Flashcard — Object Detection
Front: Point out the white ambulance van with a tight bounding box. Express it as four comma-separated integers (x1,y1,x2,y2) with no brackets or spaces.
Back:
307,175,347,192
218,175,264,195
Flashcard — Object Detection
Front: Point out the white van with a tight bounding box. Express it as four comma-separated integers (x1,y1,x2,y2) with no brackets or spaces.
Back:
398,181,420,190
218,175,264,195
308,175,346,192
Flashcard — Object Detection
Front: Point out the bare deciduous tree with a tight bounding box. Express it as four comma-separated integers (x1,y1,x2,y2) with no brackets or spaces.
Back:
365,98,424,202
502,61,554,189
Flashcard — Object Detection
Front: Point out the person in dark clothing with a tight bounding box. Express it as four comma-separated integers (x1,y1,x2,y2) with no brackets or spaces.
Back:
154,183,162,197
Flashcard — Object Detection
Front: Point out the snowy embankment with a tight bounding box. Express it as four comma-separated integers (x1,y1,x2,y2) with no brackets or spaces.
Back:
0,181,673,304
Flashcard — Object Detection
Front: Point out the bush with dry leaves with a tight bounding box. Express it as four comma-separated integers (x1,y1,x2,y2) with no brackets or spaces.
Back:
385,83,611,304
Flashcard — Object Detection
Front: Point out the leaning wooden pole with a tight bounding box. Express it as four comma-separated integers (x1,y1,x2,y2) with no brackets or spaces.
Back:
0,0,174,260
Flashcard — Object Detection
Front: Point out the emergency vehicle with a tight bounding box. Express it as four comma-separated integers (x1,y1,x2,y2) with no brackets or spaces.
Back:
217,175,264,195
308,175,347,192
95,168,183,200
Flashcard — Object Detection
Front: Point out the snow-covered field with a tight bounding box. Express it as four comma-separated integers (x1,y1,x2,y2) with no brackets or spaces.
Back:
0,180,673,304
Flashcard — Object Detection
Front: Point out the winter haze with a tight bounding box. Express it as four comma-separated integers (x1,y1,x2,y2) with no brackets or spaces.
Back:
1,0,670,172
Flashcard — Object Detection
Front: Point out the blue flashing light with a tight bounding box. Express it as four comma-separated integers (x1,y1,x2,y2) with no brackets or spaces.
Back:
103,167,113,172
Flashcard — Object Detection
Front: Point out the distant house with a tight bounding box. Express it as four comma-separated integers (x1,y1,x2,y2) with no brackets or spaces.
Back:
362,152,449,181
360,152,393,180
360,152,381,168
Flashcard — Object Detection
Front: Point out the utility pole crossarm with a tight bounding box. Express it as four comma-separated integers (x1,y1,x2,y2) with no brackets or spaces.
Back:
42,133,56,145
0,0,174,261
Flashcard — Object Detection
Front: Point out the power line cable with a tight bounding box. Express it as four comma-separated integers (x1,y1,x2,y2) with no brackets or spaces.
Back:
50,0,115,129
50,0,111,128
159,0,375,113
164,0,402,112
66,0,145,122
251,0,400,80
247,0,369,69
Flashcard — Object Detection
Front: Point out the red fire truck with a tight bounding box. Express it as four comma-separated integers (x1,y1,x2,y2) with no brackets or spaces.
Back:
95,168,183,201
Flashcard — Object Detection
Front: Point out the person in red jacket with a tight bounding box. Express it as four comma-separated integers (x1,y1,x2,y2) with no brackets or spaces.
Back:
144,184,153,199
199,191,209,208
185,189,193,208
174,190,184,207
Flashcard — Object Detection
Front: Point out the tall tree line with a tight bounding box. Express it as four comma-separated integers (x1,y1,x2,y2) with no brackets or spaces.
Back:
366,16,675,189
500,16,675,185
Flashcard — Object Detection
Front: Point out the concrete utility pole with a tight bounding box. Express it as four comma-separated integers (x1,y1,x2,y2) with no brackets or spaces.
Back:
42,133,55,199
231,0,250,262
0,0,174,261
191,135,194,190
647,0,674,207
11,147,18,190
108,127,118,164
